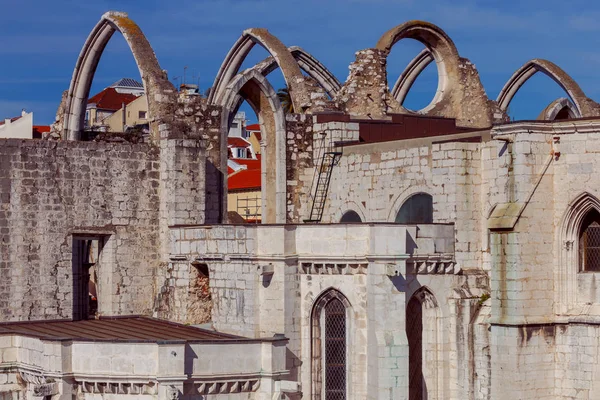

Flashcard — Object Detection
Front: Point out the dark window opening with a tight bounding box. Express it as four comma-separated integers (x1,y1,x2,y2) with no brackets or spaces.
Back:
395,193,433,224
579,209,600,272
407,295,424,400
324,298,346,400
340,210,362,223
72,237,103,320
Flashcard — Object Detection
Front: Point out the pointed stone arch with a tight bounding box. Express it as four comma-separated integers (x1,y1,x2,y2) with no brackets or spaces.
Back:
375,20,493,127
209,29,309,112
391,49,434,107
63,11,176,141
406,286,441,400
253,46,342,98
497,59,600,118
218,68,287,223
538,97,578,121
311,288,352,400
558,192,600,312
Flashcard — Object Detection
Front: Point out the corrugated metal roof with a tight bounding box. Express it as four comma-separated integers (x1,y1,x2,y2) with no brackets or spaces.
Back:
110,78,144,88
0,316,241,342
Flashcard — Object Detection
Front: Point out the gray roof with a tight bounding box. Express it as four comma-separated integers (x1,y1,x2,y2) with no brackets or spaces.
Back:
110,78,144,89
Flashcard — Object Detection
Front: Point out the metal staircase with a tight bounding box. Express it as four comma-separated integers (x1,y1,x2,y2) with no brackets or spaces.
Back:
305,150,342,223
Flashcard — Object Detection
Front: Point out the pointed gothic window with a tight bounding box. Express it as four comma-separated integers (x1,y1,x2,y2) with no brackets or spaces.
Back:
312,290,350,400
579,209,600,272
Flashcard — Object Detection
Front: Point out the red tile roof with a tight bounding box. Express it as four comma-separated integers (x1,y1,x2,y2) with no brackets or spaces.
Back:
0,116,21,126
32,125,50,139
88,87,138,111
227,137,251,148
33,125,50,133
228,167,261,191
234,158,261,170
246,124,260,131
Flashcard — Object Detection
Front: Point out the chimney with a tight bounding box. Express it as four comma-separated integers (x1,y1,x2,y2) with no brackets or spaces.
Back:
21,108,27,117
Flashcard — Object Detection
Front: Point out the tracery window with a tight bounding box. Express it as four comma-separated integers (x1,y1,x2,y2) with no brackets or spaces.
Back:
312,290,349,400
579,209,600,272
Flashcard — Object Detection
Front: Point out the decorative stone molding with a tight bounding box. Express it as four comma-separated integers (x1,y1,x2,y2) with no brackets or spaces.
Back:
76,380,158,395
406,257,459,275
186,380,260,395
300,262,368,275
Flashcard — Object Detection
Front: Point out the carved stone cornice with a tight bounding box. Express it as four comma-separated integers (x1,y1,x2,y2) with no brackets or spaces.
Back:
406,256,460,275
300,262,368,275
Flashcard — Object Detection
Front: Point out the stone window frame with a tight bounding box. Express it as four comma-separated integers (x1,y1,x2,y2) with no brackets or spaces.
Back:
558,192,600,313
311,288,352,400
406,286,442,400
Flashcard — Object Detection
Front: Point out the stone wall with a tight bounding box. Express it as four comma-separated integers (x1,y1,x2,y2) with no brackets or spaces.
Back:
0,139,161,321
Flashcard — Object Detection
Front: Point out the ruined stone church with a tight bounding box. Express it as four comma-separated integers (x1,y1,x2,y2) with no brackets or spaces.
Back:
1,10,599,400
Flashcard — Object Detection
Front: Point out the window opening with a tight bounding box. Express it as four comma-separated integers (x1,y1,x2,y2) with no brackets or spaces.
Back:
340,210,362,223
579,209,600,272
72,237,102,320
396,193,433,224
324,298,347,400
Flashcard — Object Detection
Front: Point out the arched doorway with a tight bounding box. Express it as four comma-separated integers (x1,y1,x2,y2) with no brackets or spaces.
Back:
406,288,440,400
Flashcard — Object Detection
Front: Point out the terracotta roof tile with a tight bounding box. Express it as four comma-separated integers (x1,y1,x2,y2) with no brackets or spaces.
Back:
227,137,251,148
88,87,138,111
228,168,261,191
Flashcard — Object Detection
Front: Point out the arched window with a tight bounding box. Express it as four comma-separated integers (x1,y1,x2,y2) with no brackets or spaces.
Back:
579,209,600,272
312,290,350,400
406,288,440,400
395,193,433,224
340,210,362,223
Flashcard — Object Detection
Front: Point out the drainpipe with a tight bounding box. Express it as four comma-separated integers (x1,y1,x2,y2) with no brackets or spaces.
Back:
122,102,126,132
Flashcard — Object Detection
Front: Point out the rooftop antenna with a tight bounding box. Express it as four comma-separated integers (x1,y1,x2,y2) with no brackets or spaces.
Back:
183,66,188,86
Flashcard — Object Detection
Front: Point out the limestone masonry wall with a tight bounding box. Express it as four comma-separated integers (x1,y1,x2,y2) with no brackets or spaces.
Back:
0,139,161,320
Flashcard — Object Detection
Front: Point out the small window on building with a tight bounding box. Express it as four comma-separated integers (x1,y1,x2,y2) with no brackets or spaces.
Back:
138,110,147,119
231,122,238,129
340,210,362,223
237,148,246,158
72,237,104,320
579,209,600,272
395,193,433,224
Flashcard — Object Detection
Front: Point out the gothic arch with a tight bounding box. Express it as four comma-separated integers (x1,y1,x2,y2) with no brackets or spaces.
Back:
391,49,434,107
497,59,600,118
209,29,309,112
406,286,441,400
63,11,176,141
311,288,352,400
254,46,341,98
218,68,287,223
537,97,577,121
376,21,460,114
558,192,600,312
334,201,368,224
375,21,493,127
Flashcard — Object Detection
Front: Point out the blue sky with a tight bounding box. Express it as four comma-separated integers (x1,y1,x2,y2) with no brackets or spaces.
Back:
1,0,599,124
